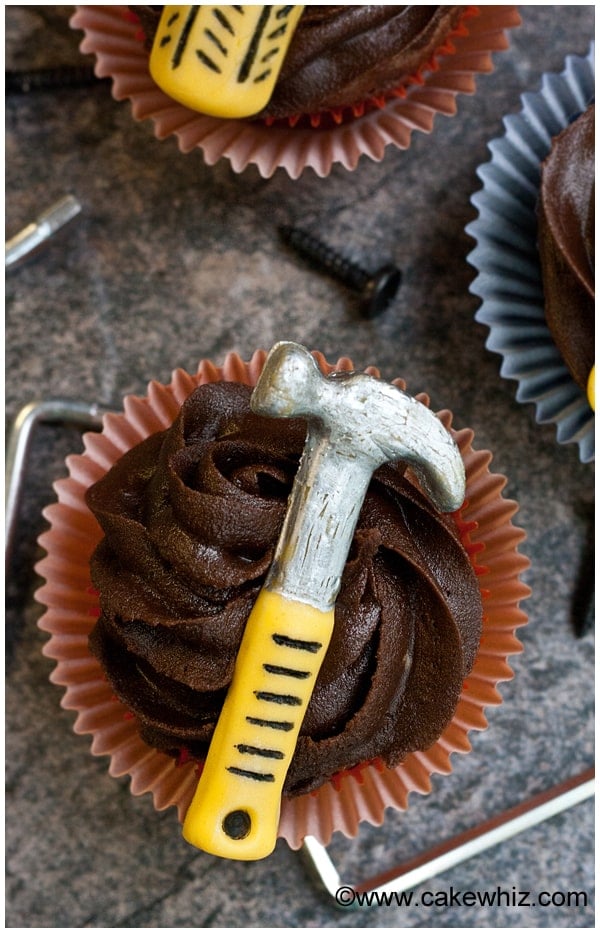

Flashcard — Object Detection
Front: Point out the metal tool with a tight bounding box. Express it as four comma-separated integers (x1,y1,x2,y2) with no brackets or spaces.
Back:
5,399,108,566
301,766,595,907
5,195,81,269
182,341,466,860
279,225,402,318
6,65,103,93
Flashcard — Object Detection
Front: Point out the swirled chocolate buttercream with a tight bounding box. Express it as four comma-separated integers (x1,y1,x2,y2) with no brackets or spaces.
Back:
133,6,465,119
538,104,595,393
87,381,482,796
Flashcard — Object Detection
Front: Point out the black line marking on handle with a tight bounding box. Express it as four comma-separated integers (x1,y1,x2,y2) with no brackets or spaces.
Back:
264,663,310,679
272,633,323,653
204,28,228,57
267,25,288,40
213,8,234,34
227,766,275,782
236,744,285,759
196,50,221,74
255,691,302,706
158,11,179,49
237,5,271,83
253,69,272,84
172,5,200,69
246,716,294,731
277,6,295,18
261,47,280,63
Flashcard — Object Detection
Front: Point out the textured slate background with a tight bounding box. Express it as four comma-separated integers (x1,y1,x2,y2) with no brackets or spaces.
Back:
6,6,594,928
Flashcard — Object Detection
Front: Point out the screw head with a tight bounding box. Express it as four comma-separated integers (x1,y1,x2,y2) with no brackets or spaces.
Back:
362,264,402,318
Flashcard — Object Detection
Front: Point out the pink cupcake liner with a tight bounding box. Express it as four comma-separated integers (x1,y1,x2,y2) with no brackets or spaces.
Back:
70,6,521,178
36,350,530,851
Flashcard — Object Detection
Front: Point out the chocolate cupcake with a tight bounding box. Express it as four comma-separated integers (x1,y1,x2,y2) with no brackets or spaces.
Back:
36,349,529,853
537,104,594,403
85,377,482,801
70,5,520,177
467,46,595,462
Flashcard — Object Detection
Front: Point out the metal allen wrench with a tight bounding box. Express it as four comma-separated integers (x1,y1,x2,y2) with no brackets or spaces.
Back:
5,399,110,565
302,766,594,906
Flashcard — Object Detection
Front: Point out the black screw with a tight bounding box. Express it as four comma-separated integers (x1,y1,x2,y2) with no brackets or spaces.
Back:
5,65,107,94
279,225,402,318
571,500,594,638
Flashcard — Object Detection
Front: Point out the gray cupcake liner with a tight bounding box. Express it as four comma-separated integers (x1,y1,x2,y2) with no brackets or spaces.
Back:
466,44,594,463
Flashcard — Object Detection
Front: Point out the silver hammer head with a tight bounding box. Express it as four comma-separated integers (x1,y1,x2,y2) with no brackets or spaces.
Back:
251,341,465,514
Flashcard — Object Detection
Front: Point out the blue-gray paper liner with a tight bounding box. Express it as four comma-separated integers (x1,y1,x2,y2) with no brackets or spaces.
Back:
466,45,594,463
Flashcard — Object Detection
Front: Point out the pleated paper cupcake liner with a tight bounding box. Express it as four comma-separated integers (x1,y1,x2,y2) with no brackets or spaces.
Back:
70,5,521,178
36,350,530,851
467,45,595,463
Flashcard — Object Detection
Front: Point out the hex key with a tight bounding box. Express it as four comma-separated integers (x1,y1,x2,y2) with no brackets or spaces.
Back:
5,399,110,565
301,766,594,906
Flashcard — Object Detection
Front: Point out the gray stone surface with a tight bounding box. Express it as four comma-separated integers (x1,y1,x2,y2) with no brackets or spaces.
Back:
6,6,594,928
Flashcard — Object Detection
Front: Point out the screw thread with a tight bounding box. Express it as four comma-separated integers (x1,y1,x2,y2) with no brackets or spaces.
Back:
6,65,103,94
280,226,369,290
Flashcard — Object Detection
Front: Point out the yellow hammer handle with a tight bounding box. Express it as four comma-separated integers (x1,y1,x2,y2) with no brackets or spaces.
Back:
149,5,304,118
183,589,334,860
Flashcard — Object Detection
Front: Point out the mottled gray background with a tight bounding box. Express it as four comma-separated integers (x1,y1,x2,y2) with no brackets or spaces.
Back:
6,6,594,928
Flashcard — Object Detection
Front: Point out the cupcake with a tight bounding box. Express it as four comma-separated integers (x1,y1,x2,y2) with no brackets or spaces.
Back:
467,46,595,463
36,347,529,856
70,5,521,177
537,104,595,408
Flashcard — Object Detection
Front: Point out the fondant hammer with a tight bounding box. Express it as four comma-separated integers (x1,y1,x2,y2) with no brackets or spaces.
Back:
183,342,466,859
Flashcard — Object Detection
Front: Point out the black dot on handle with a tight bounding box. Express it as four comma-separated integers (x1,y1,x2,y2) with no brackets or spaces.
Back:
222,809,252,840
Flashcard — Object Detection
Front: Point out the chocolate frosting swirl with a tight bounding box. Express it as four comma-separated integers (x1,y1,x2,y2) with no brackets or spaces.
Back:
87,382,482,796
261,5,465,118
133,6,465,119
538,104,595,392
